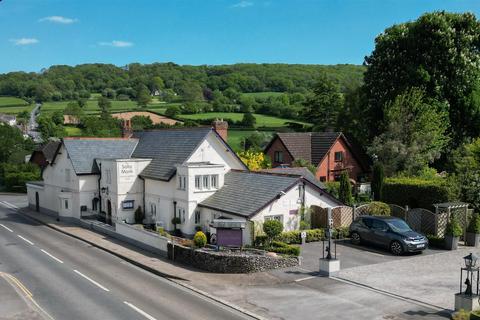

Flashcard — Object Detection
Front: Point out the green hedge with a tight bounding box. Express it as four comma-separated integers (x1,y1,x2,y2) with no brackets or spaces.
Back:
267,241,301,256
254,228,325,246
426,234,444,248
382,177,457,210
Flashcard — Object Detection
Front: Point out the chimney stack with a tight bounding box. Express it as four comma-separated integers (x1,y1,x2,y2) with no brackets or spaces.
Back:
121,119,133,138
212,119,228,142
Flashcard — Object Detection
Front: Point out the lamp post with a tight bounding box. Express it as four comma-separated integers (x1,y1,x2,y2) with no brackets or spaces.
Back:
319,207,340,276
455,252,480,311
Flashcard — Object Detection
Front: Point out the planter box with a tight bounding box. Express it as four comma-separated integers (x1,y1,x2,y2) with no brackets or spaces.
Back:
466,232,480,247
445,235,459,250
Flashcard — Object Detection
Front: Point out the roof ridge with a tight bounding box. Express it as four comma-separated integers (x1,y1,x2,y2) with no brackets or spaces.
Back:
63,137,138,140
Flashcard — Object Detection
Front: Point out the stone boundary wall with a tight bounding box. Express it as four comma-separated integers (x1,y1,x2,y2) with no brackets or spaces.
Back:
168,244,298,273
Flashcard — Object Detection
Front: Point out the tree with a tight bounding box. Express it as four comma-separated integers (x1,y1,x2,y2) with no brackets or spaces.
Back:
97,97,111,116
363,11,480,143
51,110,64,126
237,150,271,170
368,88,449,176
302,74,343,131
338,171,353,205
263,220,283,244
243,131,272,151
77,98,87,108
64,101,84,120
451,139,480,210
131,115,153,130
136,84,151,107
371,162,384,201
0,124,33,163
165,105,181,118
241,112,256,128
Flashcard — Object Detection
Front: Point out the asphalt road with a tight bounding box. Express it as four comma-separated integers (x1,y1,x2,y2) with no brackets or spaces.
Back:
0,195,254,320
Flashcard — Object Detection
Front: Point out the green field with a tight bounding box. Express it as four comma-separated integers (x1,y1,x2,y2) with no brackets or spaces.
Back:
179,112,310,127
228,130,274,152
0,97,33,115
241,92,285,99
41,100,175,115
64,126,83,136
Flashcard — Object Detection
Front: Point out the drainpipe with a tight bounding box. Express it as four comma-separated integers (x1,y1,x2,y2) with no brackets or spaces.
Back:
139,176,146,223
98,163,102,214
173,201,177,231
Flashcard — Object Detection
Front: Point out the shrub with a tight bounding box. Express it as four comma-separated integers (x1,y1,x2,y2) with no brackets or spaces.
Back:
467,214,480,234
382,177,457,210
263,220,283,241
253,235,268,246
156,227,170,238
325,181,340,198
367,201,391,216
426,234,444,248
371,163,385,201
267,241,300,256
339,171,353,205
445,215,463,237
193,231,207,248
299,221,310,230
171,216,181,226
305,228,324,242
134,206,144,224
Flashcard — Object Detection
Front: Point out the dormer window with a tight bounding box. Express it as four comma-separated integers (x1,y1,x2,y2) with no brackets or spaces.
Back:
203,175,210,189
195,174,219,191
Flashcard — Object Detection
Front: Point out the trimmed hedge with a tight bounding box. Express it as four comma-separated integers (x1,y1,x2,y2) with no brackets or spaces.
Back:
367,201,391,216
426,234,444,248
254,228,325,246
382,177,457,210
267,241,301,256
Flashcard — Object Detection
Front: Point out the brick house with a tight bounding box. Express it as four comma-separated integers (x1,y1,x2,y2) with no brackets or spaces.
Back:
264,132,369,183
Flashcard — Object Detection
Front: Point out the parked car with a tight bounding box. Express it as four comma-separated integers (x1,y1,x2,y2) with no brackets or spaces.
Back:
349,216,428,255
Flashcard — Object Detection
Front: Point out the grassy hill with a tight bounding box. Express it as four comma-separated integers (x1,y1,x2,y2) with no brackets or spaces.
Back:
179,112,310,128
41,100,176,115
0,96,34,115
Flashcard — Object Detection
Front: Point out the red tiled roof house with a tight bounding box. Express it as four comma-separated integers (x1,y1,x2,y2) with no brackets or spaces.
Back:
264,132,369,182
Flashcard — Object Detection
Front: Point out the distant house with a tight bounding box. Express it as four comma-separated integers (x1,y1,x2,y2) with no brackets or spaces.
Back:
29,140,61,169
63,115,80,125
0,113,16,126
264,132,369,183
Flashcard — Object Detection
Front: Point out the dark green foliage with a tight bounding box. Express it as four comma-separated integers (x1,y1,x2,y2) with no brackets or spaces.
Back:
165,105,181,118
81,115,120,137
467,214,480,234
1,163,40,192
338,171,353,205
363,11,480,143
0,124,35,163
365,201,391,216
291,159,316,175
451,139,480,210
426,234,445,248
263,220,283,241
445,215,463,237
193,231,207,248
131,115,153,130
171,217,181,230
242,131,272,151
371,163,384,201
382,177,457,210
254,228,325,245
136,84,151,107
267,241,300,256
241,112,256,128
97,97,111,115
325,181,340,199
134,206,144,224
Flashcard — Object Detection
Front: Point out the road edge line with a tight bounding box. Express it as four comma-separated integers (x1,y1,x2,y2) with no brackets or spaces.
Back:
16,208,264,320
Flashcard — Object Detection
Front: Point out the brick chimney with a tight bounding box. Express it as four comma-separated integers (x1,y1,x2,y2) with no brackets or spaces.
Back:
121,119,133,138
212,119,228,142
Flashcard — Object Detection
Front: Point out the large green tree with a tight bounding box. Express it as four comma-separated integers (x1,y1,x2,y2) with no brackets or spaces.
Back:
363,11,480,142
302,74,343,131
368,88,449,175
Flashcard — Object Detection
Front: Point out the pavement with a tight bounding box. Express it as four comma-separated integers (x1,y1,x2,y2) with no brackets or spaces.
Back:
0,194,455,319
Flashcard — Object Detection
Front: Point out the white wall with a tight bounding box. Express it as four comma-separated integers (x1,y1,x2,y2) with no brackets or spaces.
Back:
116,222,169,253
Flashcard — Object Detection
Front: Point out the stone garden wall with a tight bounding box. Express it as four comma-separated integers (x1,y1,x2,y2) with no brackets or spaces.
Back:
168,244,298,273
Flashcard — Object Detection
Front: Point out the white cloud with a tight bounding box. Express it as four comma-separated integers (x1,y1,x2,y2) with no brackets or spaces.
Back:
10,38,39,46
39,16,78,24
232,1,253,8
98,40,134,48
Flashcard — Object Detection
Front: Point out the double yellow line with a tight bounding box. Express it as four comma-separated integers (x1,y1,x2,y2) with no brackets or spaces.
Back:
0,271,55,320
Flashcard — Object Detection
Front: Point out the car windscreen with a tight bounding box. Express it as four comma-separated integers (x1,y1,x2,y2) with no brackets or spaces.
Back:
387,219,411,232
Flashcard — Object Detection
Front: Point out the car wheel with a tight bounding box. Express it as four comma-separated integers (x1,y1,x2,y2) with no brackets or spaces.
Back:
390,241,403,255
351,232,361,245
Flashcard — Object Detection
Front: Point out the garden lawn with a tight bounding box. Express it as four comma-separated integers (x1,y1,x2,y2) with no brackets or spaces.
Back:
241,92,285,99
179,112,310,127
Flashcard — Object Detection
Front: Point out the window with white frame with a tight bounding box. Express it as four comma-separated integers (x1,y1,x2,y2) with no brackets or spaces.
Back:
64,199,69,210
177,207,186,223
194,210,201,224
211,175,218,188
265,215,283,223
65,169,71,183
202,175,210,189
150,203,156,217
178,175,186,190
195,175,201,189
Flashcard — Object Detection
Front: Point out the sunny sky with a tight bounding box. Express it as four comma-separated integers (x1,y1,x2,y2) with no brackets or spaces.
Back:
1,0,480,73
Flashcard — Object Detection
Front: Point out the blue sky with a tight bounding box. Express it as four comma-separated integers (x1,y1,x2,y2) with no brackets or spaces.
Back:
1,0,479,73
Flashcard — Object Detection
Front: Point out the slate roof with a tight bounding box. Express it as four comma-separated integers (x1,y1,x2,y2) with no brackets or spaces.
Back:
199,171,300,217
42,140,61,162
63,138,138,174
131,127,212,180
275,132,341,165
259,167,326,190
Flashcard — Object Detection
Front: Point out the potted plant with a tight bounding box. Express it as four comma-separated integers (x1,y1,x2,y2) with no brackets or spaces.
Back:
171,216,182,236
466,213,480,247
445,215,462,250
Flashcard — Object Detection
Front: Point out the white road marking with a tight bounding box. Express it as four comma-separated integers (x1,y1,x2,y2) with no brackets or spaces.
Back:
294,276,316,282
40,249,64,264
73,270,110,292
123,301,157,320
17,235,34,245
0,201,18,209
0,224,13,232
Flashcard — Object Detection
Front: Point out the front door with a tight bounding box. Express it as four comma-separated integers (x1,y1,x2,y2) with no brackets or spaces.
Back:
107,200,112,225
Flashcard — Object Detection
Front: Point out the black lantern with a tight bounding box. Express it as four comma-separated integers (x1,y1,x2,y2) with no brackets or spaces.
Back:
464,253,478,269
460,253,480,297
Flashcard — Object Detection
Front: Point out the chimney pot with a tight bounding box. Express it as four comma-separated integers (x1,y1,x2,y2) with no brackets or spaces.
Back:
212,120,228,142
